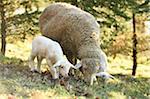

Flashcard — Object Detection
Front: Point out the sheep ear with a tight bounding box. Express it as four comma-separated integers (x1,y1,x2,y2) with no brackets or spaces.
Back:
53,61,61,67
95,72,115,79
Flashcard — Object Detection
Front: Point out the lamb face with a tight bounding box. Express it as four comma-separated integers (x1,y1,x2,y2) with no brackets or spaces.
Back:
59,61,72,77
53,60,78,78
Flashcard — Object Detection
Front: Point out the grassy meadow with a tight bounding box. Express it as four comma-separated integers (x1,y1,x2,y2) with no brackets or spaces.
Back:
0,36,149,99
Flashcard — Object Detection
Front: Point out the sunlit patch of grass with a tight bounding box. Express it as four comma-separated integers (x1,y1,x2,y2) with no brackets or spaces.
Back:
5,40,31,60
108,54,150,78
108,55,133,76
108,92,127,99
136,64,150,77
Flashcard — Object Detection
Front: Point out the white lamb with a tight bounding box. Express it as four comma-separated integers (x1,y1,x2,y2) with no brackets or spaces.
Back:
29,35,77,79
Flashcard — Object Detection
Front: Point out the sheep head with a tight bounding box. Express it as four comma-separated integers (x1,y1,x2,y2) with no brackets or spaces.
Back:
76,58,100,84
75,58,114,85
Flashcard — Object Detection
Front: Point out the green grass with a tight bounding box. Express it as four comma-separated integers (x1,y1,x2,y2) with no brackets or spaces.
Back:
0,39,149,99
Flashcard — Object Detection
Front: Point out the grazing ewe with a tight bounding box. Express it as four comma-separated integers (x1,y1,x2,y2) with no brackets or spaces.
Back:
76,49,114,85
29,35,77,79
39,2,113,83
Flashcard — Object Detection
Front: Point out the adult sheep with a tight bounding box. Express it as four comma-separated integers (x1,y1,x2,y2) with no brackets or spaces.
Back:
39,2,112,84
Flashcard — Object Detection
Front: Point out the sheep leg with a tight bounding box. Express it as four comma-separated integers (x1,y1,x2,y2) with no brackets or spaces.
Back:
29,53,37,72
46,59,59,79
90,74,97,85
37,56,43,73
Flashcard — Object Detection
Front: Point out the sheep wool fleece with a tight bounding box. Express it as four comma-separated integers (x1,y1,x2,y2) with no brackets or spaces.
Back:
39,2,102,81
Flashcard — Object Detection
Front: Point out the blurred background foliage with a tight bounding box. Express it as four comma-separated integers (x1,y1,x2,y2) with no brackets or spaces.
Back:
0,0,150,61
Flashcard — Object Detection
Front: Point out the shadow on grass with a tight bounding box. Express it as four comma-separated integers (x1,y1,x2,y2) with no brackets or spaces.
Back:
91,74,150,99
0,63,72,98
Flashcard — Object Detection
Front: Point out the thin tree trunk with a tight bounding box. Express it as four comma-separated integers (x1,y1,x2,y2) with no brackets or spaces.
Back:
0,0,6,56
132,13,138,76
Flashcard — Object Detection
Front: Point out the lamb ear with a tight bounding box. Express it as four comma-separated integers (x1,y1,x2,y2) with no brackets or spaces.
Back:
70,64,79,69
53,61,61,67
74,62,82,69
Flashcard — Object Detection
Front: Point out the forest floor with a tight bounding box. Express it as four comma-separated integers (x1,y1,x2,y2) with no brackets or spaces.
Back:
0,40,150,99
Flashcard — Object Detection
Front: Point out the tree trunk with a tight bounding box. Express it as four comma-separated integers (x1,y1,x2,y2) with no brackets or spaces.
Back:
132,13,138,76
0,0,6,56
